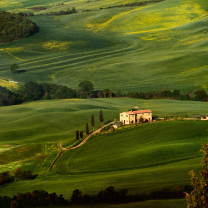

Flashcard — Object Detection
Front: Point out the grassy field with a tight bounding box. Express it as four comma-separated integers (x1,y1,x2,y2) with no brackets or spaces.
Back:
0,0,208,93
0,0,149,14
38,199,187,208
1,1,208,207
0,98,208,202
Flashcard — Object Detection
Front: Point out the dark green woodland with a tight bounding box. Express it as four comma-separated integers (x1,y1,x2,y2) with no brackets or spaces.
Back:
0,11,37,43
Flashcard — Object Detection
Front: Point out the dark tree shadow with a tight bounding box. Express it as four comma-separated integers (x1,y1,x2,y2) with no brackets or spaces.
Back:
16,70,26,73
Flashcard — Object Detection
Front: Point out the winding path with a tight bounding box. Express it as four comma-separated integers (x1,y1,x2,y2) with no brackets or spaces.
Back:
57,121,114,151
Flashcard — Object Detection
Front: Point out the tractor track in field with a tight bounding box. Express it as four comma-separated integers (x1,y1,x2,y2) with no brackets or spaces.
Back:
49,121,113,171
17,44,139,71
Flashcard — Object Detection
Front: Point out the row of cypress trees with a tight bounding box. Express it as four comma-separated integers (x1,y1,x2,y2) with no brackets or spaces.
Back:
76,110,104,140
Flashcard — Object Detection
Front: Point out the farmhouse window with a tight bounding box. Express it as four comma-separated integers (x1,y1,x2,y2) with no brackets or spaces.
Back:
126,115,128,117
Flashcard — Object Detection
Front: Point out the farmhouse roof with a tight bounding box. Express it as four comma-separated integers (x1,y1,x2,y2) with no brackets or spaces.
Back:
122,110,152,114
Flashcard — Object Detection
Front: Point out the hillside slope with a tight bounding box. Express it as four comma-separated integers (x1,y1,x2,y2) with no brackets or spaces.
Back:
0,0,208,92
0,98,208,197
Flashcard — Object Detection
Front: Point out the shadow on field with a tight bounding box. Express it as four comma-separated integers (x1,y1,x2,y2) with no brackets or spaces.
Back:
16,70,26,73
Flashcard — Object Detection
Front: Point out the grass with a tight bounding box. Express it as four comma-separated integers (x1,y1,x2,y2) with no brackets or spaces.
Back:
1,1,208,207
37,199,187,208
0,0,208,93
0,0,155,14
0,98,208,200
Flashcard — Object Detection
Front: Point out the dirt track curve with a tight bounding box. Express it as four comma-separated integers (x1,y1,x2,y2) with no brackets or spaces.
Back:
57,121,113,151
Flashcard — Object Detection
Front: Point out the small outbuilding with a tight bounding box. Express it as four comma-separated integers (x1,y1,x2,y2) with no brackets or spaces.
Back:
201,116,208,120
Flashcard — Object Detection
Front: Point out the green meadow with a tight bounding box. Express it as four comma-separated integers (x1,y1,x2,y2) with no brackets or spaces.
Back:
0,0,208,92
38,199,187,208
0,98,208,202
1,0,208,207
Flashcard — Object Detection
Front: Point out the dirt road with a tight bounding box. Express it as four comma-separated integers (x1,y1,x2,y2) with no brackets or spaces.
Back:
57,121,113,151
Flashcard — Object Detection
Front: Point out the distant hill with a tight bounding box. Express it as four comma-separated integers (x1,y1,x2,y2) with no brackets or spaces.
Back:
0,0,208,92
0,11,37,43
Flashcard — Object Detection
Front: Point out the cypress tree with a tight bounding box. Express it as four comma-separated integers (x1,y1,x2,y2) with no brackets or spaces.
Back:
91,114,95,131
99,110,104,126
80,131,83,139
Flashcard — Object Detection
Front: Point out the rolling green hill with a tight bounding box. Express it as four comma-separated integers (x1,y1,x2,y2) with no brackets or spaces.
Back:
0,0,208,92
1,0,208,207
0,98,208,199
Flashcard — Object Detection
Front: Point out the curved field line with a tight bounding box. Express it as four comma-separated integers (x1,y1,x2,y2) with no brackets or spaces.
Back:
0,43,135,71
97,5,152,31
66,155,202,175
19,44,136,69
49,148,63,171
12,43,143,73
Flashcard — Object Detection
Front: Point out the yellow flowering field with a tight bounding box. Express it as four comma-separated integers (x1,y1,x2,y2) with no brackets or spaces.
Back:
84,1,208,35
41,40,72,51
0,79,19,90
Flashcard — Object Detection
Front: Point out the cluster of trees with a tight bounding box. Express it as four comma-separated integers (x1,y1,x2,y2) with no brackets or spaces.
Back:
76,110,104,140
0,81,77,106
0,190,68,208
107,0,164,8
0,86,19,106
0,80,208,107
127,89,208,102
0,11,37,43
0,185,193,208
186,142,208,207
84,0,164,12
0,169,37,186
70,185,193,205
13,168,37,180
36,7,77,16
0,171,14,186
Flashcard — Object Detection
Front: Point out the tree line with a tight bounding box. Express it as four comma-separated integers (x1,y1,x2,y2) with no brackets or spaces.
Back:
0,169,37,186
0,80,208,107
127,89,208,101
0,11,37,43
0,184,193,208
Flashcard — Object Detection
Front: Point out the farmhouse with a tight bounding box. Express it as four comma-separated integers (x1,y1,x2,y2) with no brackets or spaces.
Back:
120,110,152,124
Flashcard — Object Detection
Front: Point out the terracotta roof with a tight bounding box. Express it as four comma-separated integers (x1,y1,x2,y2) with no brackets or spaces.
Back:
121,110,152,114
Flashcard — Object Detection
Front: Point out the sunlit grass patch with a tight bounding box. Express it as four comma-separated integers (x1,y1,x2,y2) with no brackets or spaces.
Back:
85,5,152,32
181,65,207,75
124,2,208,35
176,32,208,46
0,79,20,90
141,30,173,41
41,41,72,51
0,47,27,61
